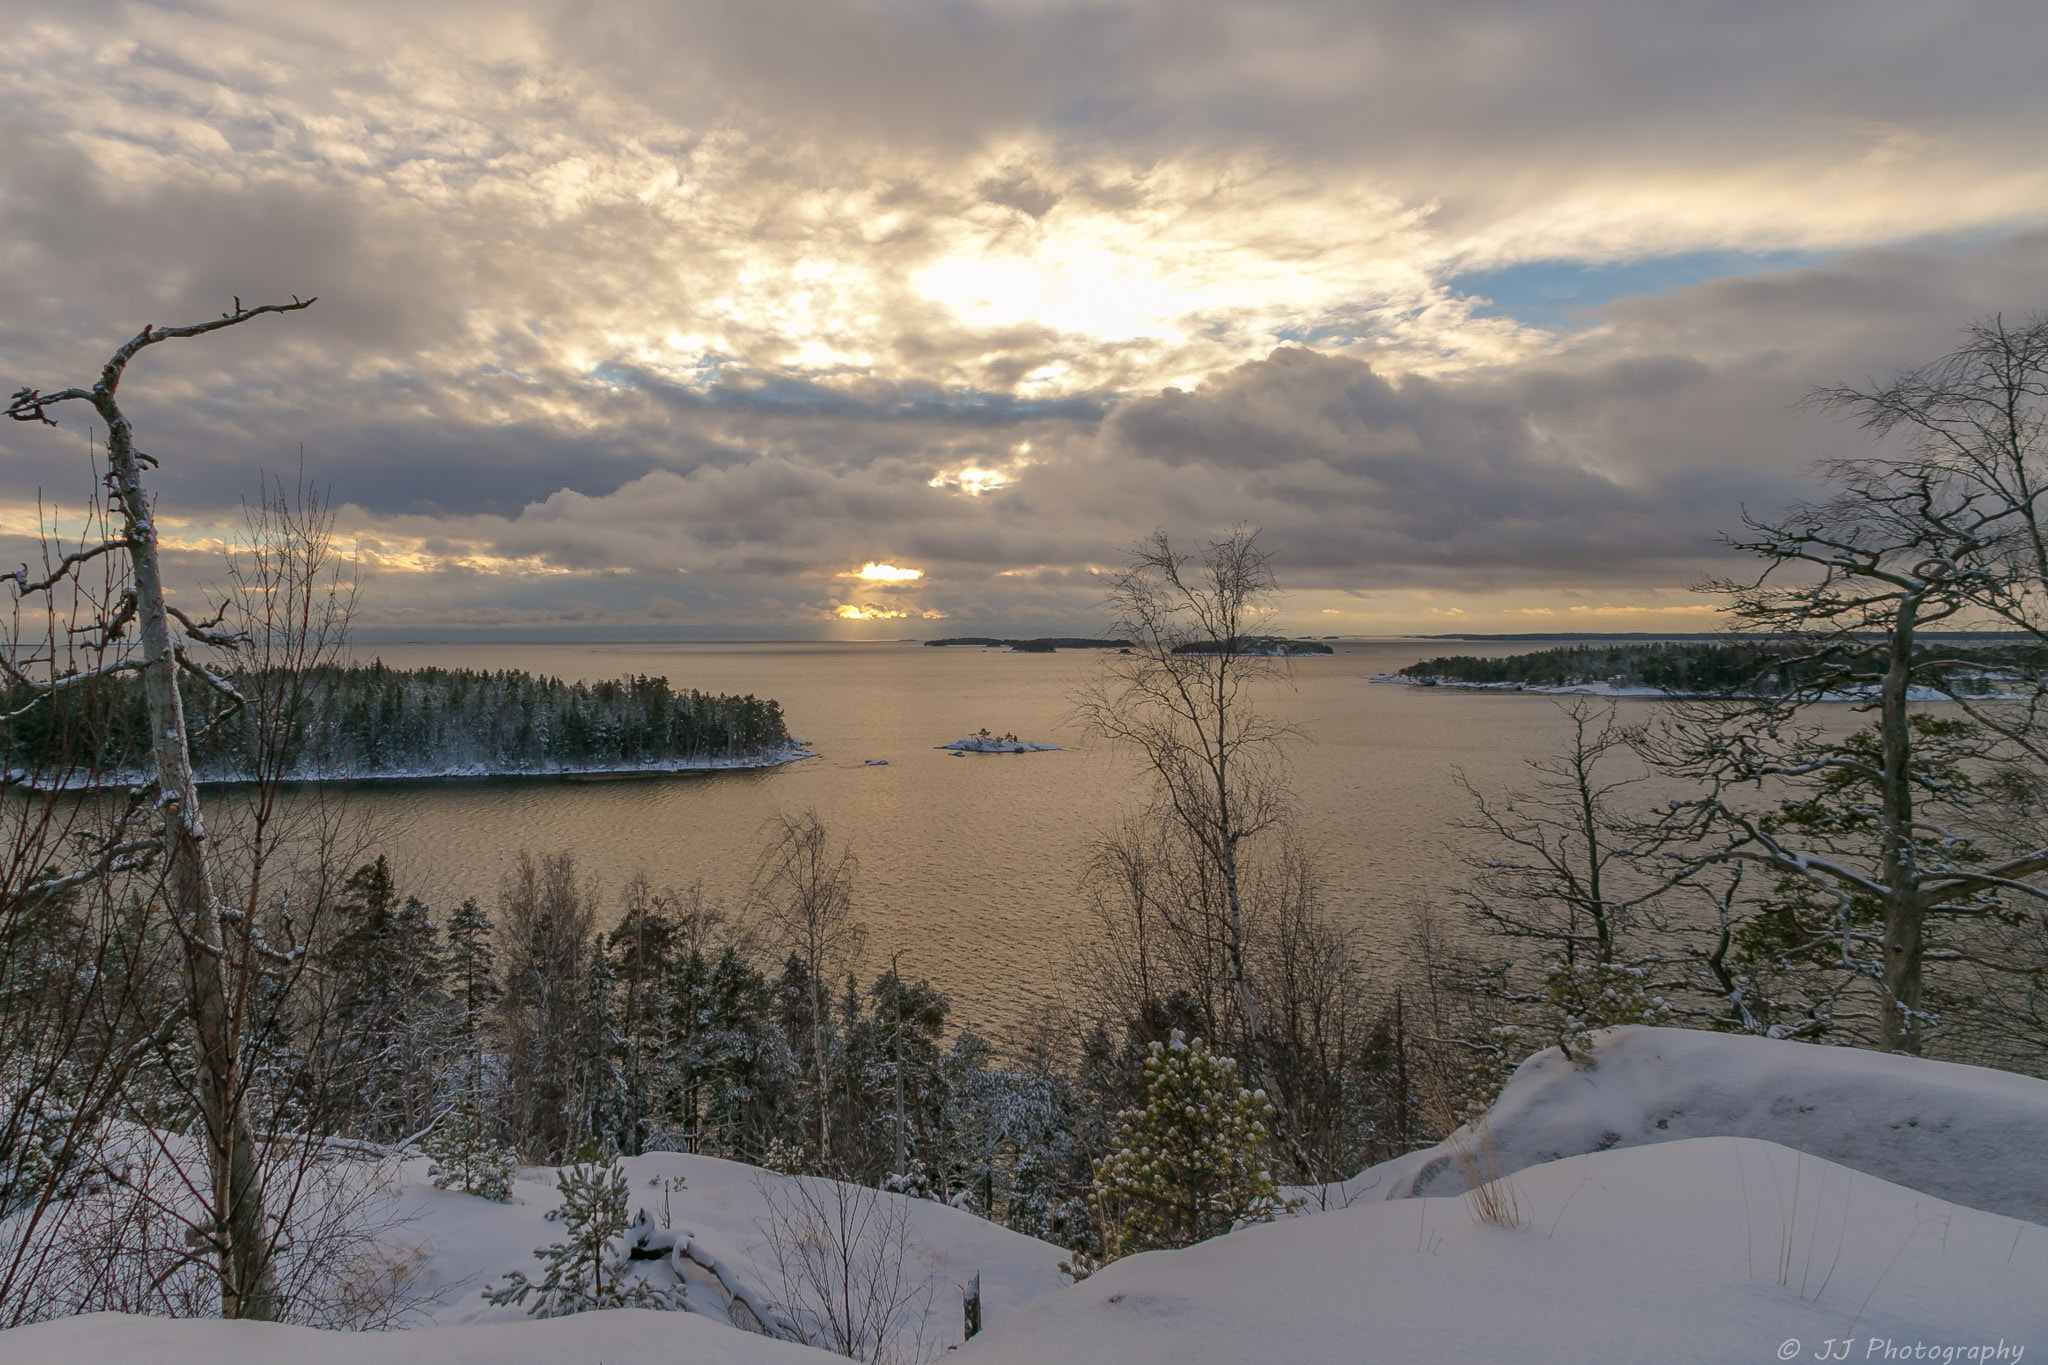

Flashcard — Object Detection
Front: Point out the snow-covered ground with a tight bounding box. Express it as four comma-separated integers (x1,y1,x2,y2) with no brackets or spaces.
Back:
960,1137,2045,1365
0,1309,814,1365
410,1151,1067,1334
7,1029,2044,1364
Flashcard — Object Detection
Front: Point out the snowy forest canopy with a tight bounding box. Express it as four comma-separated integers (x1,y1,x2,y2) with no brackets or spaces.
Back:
3,663,792,781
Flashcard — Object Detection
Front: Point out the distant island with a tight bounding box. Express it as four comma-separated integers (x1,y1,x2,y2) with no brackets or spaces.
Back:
924,636,1133,651
1172,635,1334,656
7,662,803,784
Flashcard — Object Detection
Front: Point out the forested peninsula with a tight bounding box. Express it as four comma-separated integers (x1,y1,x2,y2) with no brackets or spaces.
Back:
6,663,797,783
1390,638,2035,694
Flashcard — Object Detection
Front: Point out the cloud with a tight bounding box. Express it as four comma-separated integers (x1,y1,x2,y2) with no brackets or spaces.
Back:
1567,603,1720,617
0,2,2045,635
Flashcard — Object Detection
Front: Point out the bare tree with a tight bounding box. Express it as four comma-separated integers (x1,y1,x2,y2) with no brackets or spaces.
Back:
4,298,315,1317
1813,313,2048,683
1070,533,1417,1179
1074,527,1294,1056
754,1174,935,1363
750,811,865,1168
1456,700,1659,972
1647,317,2048,1057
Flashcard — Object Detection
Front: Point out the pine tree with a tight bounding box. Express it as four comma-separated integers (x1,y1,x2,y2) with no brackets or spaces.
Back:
947,1035,1092,1245
680,946,799,1161
499,852,594,1161
836,967,952,1189
1091,1032,1285,1260
483,1159,670,1316
443,897,501,1045
608,883,678,1155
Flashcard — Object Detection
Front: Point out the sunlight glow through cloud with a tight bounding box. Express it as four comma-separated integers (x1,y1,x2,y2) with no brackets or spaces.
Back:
834,602,947,620
851,563,923,582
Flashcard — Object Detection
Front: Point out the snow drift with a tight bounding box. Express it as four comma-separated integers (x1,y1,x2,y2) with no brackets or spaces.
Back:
959,1137,2047,1365
1331,1027,2048,1225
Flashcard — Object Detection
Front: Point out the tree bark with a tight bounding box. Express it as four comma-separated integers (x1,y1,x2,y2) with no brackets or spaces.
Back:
1879,593,1924,1054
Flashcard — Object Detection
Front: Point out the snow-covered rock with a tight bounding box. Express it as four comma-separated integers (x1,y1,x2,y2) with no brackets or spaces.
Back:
1326,1027,2048,1225
416,1152,1067,1333
0,1152,1067,1364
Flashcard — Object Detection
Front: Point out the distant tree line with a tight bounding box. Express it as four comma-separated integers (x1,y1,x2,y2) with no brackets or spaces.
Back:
1169,635,1333,656
923,637,1133,650
4,663,790,780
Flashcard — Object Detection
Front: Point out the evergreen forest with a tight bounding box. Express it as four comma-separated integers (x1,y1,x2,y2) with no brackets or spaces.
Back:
3,663,791,782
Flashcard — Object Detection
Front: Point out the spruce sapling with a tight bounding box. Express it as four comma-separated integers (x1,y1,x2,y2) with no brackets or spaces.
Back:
423,1087,516,1203
484,1159,671,1315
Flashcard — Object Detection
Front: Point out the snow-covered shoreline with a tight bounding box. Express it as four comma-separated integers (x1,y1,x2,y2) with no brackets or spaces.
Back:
15,741,818,791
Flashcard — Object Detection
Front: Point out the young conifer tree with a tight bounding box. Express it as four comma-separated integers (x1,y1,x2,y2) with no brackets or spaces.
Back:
1091,1032,1285,1260
423,1089,516,1203
484,1159,669,1316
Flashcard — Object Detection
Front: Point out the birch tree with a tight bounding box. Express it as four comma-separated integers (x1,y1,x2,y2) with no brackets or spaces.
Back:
3,297,315,1317
1074,527,1294,1060
751,811,864,1170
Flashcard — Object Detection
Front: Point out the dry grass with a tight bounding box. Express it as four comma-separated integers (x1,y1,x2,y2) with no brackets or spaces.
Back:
1422,1087,1525,1230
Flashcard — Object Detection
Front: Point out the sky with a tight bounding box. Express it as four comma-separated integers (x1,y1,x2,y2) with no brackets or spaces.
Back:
1,0,2045,640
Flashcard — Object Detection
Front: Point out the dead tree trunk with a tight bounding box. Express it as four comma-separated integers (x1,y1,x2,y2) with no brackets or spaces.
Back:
7,297,315,1318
